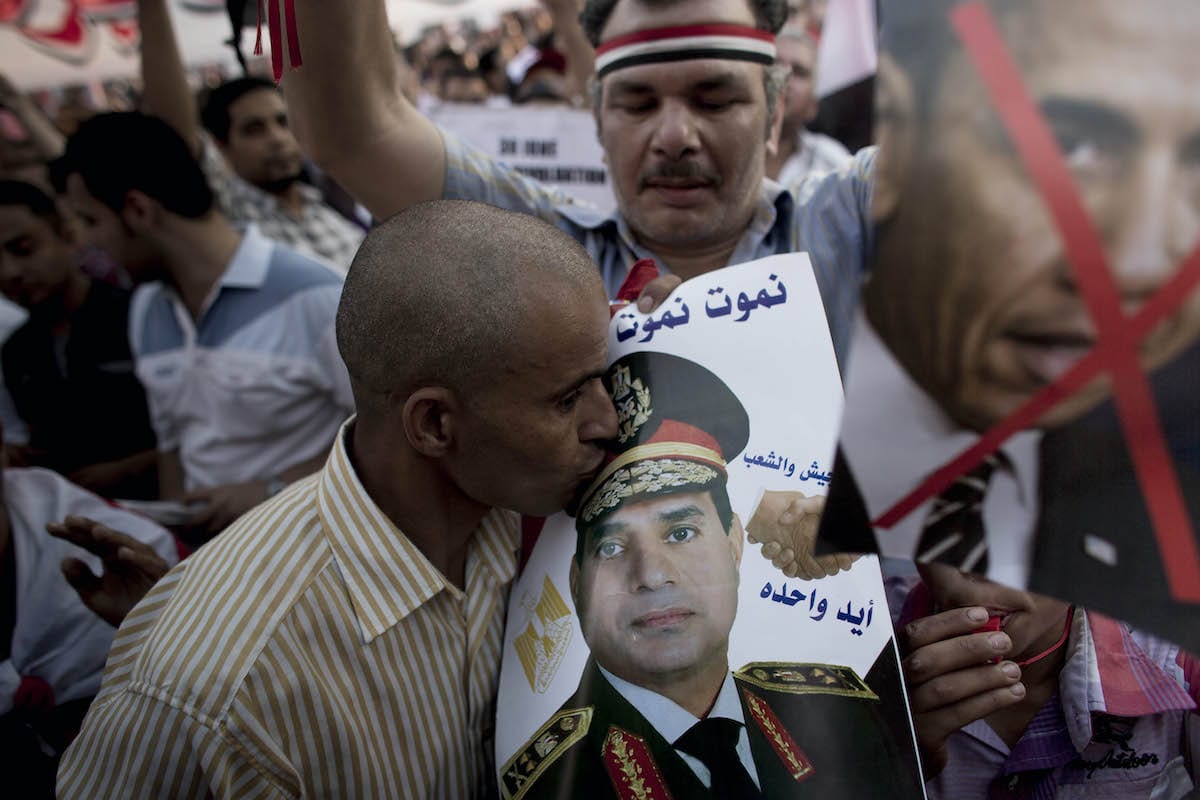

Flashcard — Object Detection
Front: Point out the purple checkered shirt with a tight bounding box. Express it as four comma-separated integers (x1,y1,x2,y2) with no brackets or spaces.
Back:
927,610,1199,799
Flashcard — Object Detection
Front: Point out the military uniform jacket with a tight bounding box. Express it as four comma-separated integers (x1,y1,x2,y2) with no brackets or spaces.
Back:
502,650,923,800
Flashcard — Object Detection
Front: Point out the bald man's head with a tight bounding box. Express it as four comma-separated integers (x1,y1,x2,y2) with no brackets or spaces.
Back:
337,200,603,410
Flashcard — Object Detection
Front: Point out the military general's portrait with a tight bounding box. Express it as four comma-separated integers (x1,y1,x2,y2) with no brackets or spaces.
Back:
503,351,922,800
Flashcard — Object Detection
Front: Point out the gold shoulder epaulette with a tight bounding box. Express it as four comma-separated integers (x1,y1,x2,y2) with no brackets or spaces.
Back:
734,662,879,700
500,706,593,800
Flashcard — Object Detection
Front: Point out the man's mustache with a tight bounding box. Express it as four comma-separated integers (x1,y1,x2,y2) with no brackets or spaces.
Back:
639,161,721,191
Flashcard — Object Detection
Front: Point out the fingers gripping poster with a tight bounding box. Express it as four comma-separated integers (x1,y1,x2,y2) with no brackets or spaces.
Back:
495,255,926,800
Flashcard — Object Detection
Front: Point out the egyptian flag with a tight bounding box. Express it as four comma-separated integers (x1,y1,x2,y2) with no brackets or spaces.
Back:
811,0,878,153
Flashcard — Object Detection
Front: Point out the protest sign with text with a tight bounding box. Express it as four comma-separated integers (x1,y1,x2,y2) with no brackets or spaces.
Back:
495,255,925,800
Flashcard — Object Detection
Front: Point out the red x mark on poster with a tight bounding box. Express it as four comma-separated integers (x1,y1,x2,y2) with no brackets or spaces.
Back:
872,2,1200,602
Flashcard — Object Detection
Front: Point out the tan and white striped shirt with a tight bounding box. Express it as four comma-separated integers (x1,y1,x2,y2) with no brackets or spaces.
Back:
57,421,520,799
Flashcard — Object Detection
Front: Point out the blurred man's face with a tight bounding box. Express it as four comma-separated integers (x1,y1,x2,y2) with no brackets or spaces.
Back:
777,35,817,128
442,75,490,104
61,174,160,283
597,0,777,260
0,204,76,309
573,490,742,693
220,89,304,194
867,0,1200,432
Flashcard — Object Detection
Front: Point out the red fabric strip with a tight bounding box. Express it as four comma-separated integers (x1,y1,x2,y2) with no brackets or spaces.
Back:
253,0,263,56
267,0,283,81
596,24,774,56
13,675,54,711
518,515,546,573
615,257,660,303
283,0,302,68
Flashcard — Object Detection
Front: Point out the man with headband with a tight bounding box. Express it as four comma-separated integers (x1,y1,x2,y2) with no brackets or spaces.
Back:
501,352,919,800
279,0,872,368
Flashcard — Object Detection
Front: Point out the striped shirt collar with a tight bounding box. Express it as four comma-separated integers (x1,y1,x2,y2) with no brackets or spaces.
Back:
316,418,519,644
1059,609,1197,752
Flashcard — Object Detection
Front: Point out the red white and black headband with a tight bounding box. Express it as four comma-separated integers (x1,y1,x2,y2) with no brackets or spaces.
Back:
594,24,777,79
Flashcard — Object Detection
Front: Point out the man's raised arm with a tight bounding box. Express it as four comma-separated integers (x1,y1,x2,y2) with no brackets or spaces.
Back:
137,0,202,152
282,0,446,220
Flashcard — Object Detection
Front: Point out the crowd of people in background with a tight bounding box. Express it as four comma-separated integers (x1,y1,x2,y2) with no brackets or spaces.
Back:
0,0,1196,797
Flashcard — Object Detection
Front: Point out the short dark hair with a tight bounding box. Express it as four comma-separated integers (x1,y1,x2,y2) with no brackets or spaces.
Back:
430,47,464,66
580,0,789,46
200,77,279,143
0,179,61,228
440,66,485,94
50,112,214,219
477,46,503,75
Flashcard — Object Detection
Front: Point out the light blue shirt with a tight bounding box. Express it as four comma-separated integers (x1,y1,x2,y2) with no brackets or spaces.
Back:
129,226,353,490
442,132,875,369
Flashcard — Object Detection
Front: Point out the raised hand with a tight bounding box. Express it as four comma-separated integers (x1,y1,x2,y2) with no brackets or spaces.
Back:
48,515,171,627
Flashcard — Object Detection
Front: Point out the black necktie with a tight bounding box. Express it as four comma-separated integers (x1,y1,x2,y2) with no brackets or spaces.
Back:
674,717,762,799
915,453,1000,573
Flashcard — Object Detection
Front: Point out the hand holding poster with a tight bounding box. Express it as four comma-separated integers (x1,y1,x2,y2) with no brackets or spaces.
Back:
816,0,1200,652
496,255,926,799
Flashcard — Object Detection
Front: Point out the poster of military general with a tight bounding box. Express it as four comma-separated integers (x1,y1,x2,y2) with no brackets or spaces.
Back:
495,255,926,800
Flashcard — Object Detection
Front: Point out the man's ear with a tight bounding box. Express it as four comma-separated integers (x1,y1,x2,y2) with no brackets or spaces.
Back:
569,557,580,609
119,189,159,234
765,83,786,158
871,52,916,224
401,387,456,457
729,513,745,569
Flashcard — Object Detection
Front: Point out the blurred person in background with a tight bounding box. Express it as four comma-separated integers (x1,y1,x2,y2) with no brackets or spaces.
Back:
0,411,179,797
0,179,157,500
765,25,851,185
51,112,353,542
136,0,365,273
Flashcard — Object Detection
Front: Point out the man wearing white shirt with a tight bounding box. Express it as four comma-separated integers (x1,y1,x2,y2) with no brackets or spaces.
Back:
0,455,179,794
52,112,352,541
765,26,852,188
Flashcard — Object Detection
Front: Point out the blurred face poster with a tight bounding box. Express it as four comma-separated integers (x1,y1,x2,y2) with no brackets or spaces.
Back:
815,0,1200,651
495,255,926,800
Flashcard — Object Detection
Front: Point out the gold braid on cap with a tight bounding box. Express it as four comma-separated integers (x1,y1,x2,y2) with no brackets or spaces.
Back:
580,445,723,523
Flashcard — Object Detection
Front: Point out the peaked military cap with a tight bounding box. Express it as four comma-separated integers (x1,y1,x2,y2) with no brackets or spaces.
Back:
574,351,750,528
